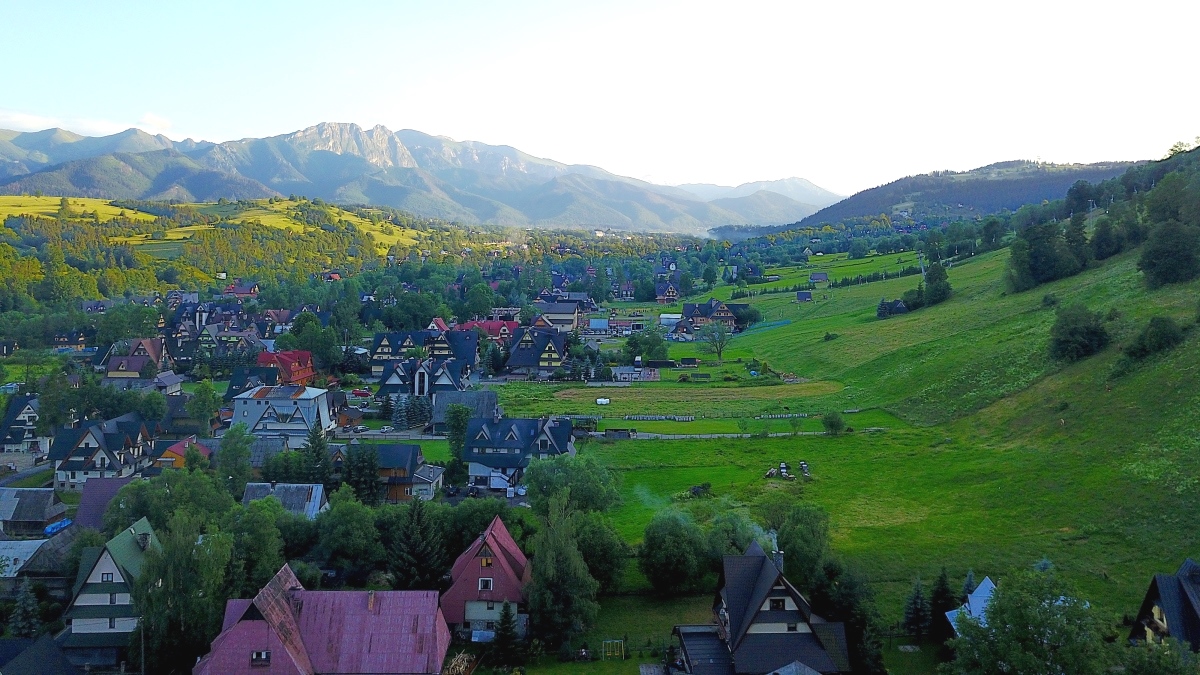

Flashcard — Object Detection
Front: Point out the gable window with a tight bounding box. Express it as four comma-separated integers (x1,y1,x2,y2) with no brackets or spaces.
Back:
787,623,798,632
770,599,785,611
481,557,493,568
251,651,271,667
479,577,493,591
102,572,113,582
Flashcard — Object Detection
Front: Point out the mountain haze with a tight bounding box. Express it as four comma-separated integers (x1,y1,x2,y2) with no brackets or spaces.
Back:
0,123,831,233
678,177,843,206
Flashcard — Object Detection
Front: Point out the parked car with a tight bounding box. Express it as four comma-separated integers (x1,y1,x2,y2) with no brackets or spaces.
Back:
353,425,369,433
380,425,394,433
444,485,460,497
342,425,352,432
352,389,371,397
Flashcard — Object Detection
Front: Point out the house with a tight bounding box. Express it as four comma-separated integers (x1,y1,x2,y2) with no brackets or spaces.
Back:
194,564,450,675
105,355,153,379
0,395,50,453
1129,558,1200,651
0,488,67,537
368,330,439,376
61,517,158,670
441,516,530,640
0,526,80,600
796,291,813,302
152,435,211,470
683,298,740,330
611,366,661,383
530,302,583,333
672,542,851,674
876,299,909,319
671,318,697,341
618,281,635,300
457,320,520,344
231,386,335,448
225,366,280,401
429,390,499,435
945,576,996,637
223,282,260,299
655,281,680,304
49,413,157,491
74,477,134,530
128,337,170,371
242,483,329,520
504,328,567,377
375,358,469,399
53,331,91,351
463,416,575,489
808,272,829,285
370,444,444,502
256,350,316,386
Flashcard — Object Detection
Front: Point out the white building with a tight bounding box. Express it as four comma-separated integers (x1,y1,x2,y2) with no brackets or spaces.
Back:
232,385,335,448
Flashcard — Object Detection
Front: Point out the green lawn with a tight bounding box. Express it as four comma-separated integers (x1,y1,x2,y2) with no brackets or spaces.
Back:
8,469,52,488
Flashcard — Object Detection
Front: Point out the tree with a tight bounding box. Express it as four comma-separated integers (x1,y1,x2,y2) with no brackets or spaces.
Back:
946,570,1105,675
523,454,621,517
132,511,233,674
705,511,759,570
1139,220,1200,288
638,510,707,596
962,570,977,601
573,511,630,595
902,577,932,642
696,321,733,363
136,390,167,422
1124,316,1185,360
385,497,446,590
217,422,253,499
702,264,718,289
342,443,382,506
301,425,332,489
491,600,523,667
317,485,383,584
222,499,285,597
9,578,40,637
789,415,803,436
822,411,845,435
186,379,222,436
929,567,959,647
1049,303,1109,361
1090,217,1125,261
445,403,472,482
848,240,870,259
1065,212,1090,268
262,450,305,484
808,558,887,674
1120,639,1200,675
924,263,952,306
775,503,830,593
526,495,599,646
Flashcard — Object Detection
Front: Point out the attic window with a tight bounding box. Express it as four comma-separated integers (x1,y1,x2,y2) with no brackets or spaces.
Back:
102,573,113,582
481,557,493,568
251,651,271,667
770,599,785,611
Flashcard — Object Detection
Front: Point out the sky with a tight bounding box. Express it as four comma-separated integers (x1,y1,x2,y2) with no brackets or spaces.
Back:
2,0,1197,196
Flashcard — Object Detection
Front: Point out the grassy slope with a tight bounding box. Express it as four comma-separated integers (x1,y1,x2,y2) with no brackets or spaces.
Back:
0,195,157,222
517,248,1200,675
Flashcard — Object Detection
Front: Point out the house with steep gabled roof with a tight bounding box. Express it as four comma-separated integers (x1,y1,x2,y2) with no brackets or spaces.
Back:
683,298,739,330
194,564,450,675
441,516,530,640
808,272,829,285
457,320,519,344
231,386,334,449
74,477,134,531
529,301,583,333
1129,558,1200,652
673,542,850,674
0,488,67,537
655,281,680,304
49,413,156,491
256,350,316,386
0,395,49,453
368,330,439,376
504,328,566,377
61,517,158,670
945,576,996,636
463,416,574,489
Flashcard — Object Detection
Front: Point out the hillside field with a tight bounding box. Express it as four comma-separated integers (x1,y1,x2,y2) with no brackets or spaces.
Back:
0,195,157,221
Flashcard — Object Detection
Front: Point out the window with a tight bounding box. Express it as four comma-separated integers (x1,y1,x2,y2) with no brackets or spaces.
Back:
769,599,785,611
110,593,117,605
102,573,113,582
487,601,495,611
481,557,493,568
479,578,493,591
109,617,117,629
251,651,271,667
486,621,496,631
787,624,798,632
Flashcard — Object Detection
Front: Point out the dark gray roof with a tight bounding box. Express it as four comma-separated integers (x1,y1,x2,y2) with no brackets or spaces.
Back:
0,488,66,524
676,625,734,675
432,390,498,425
464,417,572,469
242,483,327,519
505,328,565,370
75,477,134,530
0,638,34,669
4,634,81,675
1132,558,1200,651
374,444,422,473
734,633,839,674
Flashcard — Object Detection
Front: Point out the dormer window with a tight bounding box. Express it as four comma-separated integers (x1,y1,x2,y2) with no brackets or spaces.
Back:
770,599,785,611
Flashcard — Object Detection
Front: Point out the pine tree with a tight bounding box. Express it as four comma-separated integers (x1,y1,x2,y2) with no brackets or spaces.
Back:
491,600,523,667
302,425,331,489
380,395,394,422
929,567,958,646
344,444,381,507
407,395,424,429
417,396,432,426
902,577,931,642
10,577,41,637
392,396,409,428
962,569,977,601
389,497,446,590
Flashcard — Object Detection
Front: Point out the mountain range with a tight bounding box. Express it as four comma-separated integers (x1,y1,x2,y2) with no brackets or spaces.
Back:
0,123,840,234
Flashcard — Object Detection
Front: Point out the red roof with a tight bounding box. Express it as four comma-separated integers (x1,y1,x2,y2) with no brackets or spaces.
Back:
440,516,528,626
257,350,315,385
457,320,519,340
196,565,450,675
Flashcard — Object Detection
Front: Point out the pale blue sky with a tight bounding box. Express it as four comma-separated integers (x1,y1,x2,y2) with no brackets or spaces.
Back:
2,0,1196,194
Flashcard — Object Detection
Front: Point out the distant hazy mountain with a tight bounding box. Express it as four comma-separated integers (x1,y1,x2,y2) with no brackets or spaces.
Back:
678,177,843,207
0,123,830,233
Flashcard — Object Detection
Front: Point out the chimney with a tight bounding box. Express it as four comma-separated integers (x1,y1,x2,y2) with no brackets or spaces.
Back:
771,549,785,574
137,532,151,551
367,589,375,612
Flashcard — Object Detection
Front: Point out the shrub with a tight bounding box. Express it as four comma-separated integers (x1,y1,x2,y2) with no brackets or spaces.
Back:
677,373,690,382
1041,294,1059,308
1138,220,1200,288
823,332,839,341
1049,304,1110,361
1124,316,1185,360
822,412,846,435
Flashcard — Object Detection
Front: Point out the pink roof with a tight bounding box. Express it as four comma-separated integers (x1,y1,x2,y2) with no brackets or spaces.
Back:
440,516,528,625
457,320,519,339
195,565,449,675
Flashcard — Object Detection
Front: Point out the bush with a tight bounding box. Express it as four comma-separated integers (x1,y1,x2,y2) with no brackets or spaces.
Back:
822,412,846,435
1138,220,1200,288
1049,304,1110,361
677,373,690,382
823,332,839,341
1041,294,1059,308
1123,316,1185,360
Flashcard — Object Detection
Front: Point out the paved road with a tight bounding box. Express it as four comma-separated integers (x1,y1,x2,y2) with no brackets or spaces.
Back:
0,463,52,487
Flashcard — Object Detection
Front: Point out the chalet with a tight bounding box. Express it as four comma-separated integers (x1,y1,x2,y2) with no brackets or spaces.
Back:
656,281,681,304
255,350,316,386
80,300,115,315
429,330,478,366
673,542,850,674
0,536,66,599
876,299,909,319
242,483,328,520
61,517,158,670
223,282,260,299
808,272,829,285
53,331,90,351
619,281,635,300
429,390,499,435
368,330,439,376
0,395,50,453
1129,558,1200,652
0,488,67,537
151,435,210,470
375,358,468,398
194,564,450,675
225,366,280,401
530,302,583,333
128,337,170,370
49,413,156,491
457,320,519,344
428,317,450,332
441,516,530,640
504,328,567,377
796,291,813,302
463,416,574,489
231,386,335,448
363,444,445,502
683,298,739,330
945,577,996,637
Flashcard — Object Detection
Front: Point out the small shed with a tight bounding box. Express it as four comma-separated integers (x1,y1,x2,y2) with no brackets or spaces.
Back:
796,291,813,302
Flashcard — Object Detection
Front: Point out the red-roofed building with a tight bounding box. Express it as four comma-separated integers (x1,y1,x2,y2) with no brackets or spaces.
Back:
457,320,519,344
427,317,450,332
440,516,530,639
224,282,260,299
195,564,450,675
153,435,209,470
256,350,316,386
